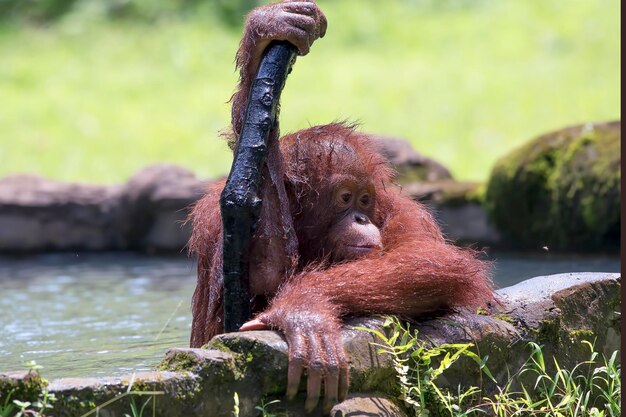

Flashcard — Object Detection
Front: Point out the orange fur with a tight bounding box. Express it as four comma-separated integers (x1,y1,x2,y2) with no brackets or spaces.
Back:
190,3,492,409
188,123,493,348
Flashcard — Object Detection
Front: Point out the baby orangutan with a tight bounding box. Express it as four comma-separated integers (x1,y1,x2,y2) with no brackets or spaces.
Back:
189,1,493,413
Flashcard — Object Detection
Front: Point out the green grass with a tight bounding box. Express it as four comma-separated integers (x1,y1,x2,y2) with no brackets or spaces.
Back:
0,0,620,184
364,316,621,417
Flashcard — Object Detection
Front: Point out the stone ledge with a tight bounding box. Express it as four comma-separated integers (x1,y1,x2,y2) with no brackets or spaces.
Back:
0,137,502,253
0,164,207,253
0,272,619,417
0,169,499,252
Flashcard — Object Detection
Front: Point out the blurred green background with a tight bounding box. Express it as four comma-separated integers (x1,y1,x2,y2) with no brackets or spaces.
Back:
0,0,620,183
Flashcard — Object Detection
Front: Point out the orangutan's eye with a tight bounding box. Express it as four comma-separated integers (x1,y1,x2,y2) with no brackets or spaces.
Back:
336,189,353,207
360,193,370,207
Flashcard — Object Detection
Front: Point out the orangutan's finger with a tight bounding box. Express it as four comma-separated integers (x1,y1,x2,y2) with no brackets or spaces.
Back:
323,369,339,415
304,334,324,413
286,332,306,400
304,366,322,413
338,366,349,402
287,357,304,400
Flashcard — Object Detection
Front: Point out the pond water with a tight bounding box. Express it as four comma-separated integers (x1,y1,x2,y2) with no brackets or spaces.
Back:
0,252,619,380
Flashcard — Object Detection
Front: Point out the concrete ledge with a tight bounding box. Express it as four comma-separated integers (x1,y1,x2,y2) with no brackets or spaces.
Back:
0,272,619,416
0,164,207,253
0,136,506,253
0,169,500,253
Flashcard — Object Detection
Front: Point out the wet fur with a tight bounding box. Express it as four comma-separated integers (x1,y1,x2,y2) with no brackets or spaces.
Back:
188,122,493,347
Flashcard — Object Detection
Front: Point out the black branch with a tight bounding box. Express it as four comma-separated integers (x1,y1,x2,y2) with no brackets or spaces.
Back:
220,41,297,333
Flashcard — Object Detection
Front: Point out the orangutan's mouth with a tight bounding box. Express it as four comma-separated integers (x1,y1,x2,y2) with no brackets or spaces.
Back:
345,245,375,253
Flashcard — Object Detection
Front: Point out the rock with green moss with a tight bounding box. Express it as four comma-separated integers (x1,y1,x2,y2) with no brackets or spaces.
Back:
405,180,484,207
0,273,619,417
47,371,203,417
485,121,620,251
497,272,621,367
370,134,453,183
0,370,48,405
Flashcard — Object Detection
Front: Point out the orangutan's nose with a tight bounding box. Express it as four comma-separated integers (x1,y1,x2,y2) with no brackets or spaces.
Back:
354,213,370,225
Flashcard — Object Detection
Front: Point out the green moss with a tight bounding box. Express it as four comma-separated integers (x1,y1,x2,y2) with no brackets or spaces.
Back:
201,340,248,380
606,290,621,312
568,329,594,343
204,337,264,381
158,351,199,372
52,394,99,416
395,165,435,184
0,371,48,405
531,318,563,346
485,121,620,251
134,367,204,404
128,379,156,393
437,181,485,207
476,308,489,316
493,313,516,325
205,339,235,354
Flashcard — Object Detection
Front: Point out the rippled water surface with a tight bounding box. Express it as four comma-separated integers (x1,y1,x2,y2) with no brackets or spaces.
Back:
0,254,196,380
0,252,619,380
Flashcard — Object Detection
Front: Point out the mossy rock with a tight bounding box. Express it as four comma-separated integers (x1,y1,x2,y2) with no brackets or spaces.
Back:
485,121,620,251
0,371,48,404
405,179,484,207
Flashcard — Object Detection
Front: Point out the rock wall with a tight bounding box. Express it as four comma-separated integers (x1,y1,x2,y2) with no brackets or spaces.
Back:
0,272,619,417
0,164,206,253
0,141,498,253
0,122,619,253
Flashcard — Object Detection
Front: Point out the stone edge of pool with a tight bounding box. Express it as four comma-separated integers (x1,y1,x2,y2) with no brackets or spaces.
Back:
0,162,501,254
0,271,620,417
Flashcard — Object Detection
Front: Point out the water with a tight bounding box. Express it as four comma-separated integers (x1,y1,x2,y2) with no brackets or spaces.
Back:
0,252,619,380
491,252,620,288
0,254,197,380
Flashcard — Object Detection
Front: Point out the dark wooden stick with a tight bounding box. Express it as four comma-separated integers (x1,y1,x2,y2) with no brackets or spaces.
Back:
220,41,297,333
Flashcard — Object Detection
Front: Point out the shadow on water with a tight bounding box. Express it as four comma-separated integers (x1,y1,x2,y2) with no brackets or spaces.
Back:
0,252,619,379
